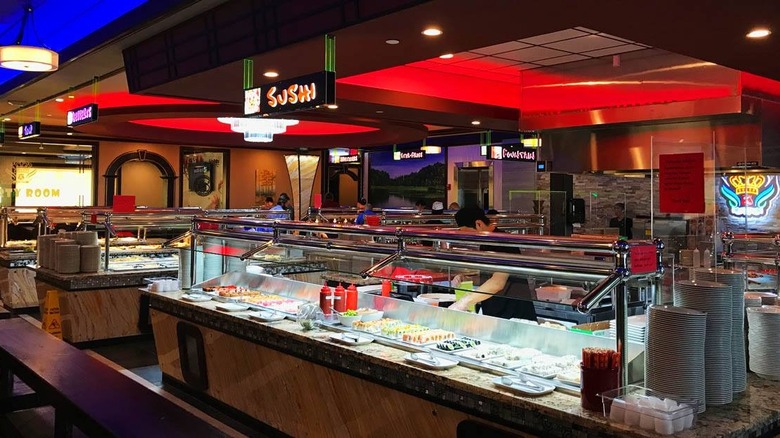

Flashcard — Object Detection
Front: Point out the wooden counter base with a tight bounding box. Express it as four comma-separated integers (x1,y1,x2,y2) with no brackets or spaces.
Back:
151,310,532,438
0,266,38,310
35,281,143,343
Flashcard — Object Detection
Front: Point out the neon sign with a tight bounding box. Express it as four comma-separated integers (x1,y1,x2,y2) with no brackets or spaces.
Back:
719,174,779,217
17,122,41,140
66,103,98,127
244,71,336,116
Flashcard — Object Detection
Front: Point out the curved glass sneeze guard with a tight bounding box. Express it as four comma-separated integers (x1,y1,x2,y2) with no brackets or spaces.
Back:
188,217,663,383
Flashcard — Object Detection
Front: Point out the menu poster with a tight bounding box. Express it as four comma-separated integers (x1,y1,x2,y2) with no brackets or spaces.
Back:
630,245,657,275
659,153,705,213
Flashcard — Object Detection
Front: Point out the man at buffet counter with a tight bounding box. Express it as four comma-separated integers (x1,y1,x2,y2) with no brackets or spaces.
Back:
355,198,376,225
609,202,633,240
448,207,537,321
270,193,294,220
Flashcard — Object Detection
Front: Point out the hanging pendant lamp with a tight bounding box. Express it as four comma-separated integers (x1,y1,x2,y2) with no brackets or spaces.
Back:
0,4,58,72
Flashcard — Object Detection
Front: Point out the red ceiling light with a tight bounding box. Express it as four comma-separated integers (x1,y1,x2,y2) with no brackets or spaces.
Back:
129,118,379,135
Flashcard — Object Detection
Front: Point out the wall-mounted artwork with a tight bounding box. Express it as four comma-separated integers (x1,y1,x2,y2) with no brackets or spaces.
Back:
180,147,229,209
367,149,446,208
255,169,277,205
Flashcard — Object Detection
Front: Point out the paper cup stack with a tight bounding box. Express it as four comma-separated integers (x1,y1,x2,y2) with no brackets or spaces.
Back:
674,279,733,405
36,234,58,268
693,268,747,393
80,245,101,273
746,306,780,380
645,305,707,413
57,243,81,274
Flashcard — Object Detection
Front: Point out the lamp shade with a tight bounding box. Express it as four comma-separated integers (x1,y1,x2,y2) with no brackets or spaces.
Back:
0,45,58,72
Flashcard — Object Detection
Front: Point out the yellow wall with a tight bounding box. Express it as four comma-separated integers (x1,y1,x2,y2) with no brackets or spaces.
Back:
120,161,167,207
98,142,321,209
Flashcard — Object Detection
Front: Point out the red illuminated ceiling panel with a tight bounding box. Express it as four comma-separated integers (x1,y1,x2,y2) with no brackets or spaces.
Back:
130,118,378,135
60,92,218,109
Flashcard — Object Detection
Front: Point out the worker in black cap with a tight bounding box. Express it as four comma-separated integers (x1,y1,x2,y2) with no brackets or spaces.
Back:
449,206,537,321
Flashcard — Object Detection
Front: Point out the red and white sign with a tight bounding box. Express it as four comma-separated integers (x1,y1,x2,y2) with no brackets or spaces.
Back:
659,153,705,213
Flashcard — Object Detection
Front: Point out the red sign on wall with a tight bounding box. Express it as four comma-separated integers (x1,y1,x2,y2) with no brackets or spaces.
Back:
659,153,705,213
112,195,136,213
630,245,657,274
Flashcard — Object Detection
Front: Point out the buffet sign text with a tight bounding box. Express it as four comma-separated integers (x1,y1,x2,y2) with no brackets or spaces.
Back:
489,144,537,162
659,153,705,213
244,71,336,116
66,103,98,127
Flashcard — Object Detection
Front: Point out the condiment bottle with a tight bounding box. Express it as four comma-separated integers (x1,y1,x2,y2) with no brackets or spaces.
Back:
381,280,392,297
692,248,700,267
346,284,358,311
703,249,711,267
319,283,333,315
333,283,346,313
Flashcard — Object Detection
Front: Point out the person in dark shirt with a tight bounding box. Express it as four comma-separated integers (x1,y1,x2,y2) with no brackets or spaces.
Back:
609,202,633,239
448,207,537,321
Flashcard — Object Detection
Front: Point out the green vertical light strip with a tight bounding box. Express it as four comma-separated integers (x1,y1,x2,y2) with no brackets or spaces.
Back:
92,76,99,103
243,59,254,90
325,34,336,72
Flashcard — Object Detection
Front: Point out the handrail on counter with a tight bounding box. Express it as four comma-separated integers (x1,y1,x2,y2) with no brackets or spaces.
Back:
188,217,664,387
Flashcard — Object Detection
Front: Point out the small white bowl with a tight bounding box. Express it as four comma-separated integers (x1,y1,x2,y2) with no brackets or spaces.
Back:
359,310,384,322
338,314,361,326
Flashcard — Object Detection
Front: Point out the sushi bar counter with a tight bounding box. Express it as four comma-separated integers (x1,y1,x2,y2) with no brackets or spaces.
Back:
142,275,780,438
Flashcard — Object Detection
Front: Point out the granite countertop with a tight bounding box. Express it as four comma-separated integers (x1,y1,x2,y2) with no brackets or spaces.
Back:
0,250,36,268
145,290,780,438
34,267,178,291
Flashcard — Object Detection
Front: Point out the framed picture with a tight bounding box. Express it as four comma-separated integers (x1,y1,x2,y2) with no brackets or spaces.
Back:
180,147,229,209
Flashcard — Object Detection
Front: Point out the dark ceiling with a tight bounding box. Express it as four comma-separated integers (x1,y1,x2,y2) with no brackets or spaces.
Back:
1,0,780,150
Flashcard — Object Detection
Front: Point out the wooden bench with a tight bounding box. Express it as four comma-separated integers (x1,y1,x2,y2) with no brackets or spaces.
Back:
0,318,230,437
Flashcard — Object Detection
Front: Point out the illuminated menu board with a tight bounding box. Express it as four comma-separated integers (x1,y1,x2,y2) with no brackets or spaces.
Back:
14,167,93,206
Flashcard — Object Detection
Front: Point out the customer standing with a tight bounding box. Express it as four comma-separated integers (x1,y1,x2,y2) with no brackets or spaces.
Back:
609,202,633,240
355,198,376,225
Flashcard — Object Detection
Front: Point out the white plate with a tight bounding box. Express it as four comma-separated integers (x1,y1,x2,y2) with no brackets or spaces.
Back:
329,332,375,346
181,294,212,303
248,311,286,322
492,376,555,396
216,303,250,312
404,353,458,370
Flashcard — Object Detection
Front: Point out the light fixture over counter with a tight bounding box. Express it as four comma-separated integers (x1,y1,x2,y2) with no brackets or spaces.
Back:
0,4,58,72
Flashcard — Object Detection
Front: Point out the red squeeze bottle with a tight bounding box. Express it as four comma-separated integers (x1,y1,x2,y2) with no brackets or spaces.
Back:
319,284,333,315
333,283,346,313
381,280,391,297
346,284,358,311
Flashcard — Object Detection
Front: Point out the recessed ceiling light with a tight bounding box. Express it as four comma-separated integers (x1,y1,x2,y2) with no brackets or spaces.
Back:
422,28,443,37
326,104,338,109
68,95,74,99
385,39,400,45
46,114,51,117
747,28,771,38
439,53,454,59
2,117,10,121
375,110,384,114
263,71,279,78
55,98,64,102
66,132,73,136
471,120,481,125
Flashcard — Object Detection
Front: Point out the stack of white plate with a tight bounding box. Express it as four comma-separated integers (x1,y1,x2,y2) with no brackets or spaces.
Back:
36,235,58,268
179,248,192,289
694,268,747,393
674,279,733,405
57,244,81,274
606,314,647,342
645,305,706,413
73,231,99,246
746,306,780,380
745,292,764,308
52,239,77,273
203,251,223,281
80,245,101,273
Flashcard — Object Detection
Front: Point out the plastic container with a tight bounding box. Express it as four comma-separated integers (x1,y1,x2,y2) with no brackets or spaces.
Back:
346,284,358,311
600,385,700,435
535,285,572,302
333,283,346,313
319,284,333,315
580,365,619,411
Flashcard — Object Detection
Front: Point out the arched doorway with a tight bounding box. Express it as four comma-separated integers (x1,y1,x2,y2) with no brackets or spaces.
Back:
104,150,176,207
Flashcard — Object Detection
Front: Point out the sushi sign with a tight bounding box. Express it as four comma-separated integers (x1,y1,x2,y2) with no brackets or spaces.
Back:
244,71,336,116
